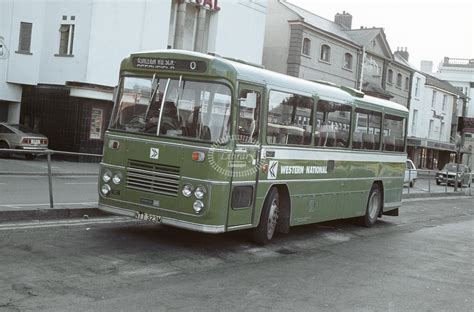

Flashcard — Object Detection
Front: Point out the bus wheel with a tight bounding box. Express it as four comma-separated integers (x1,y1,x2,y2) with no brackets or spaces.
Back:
253,187,279,245
359,184,381,227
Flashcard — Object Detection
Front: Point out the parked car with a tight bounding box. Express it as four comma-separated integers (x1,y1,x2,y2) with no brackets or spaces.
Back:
435,163,472,187
0,122,48,159
404,159,417,187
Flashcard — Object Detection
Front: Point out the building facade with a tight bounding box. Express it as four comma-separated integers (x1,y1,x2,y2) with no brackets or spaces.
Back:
262,0,413,107
0,0,267,153
434,57,474,118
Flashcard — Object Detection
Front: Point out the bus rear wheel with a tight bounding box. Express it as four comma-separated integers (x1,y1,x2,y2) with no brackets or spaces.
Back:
359,184,382,227
253,187,279,245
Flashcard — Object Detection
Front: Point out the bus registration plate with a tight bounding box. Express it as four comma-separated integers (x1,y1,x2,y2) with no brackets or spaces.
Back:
135,211,162,223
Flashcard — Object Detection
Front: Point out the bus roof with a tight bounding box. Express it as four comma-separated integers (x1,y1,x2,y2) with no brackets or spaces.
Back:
126,50,408,114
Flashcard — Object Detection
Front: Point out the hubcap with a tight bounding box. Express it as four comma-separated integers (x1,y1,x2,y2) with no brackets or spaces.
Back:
368,191,379,221
266,198,279,239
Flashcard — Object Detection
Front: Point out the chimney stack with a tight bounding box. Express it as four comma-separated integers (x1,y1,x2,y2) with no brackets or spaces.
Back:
334,11,352,30
394,47,410,61
420,60,433,74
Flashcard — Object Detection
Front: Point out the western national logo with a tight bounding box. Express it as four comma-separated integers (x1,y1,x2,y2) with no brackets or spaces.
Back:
268,161,279,180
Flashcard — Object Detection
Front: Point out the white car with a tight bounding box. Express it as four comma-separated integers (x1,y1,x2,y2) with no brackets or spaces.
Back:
404,159,417,187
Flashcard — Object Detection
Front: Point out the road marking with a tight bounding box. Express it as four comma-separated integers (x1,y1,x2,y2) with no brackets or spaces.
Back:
64,182,97,185
0,217,137,231
0,201,97,208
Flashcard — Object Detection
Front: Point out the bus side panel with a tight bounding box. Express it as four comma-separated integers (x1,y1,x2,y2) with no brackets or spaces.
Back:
381,161,404,208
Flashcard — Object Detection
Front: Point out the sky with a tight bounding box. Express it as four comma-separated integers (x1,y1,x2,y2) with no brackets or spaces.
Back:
288,0,473,71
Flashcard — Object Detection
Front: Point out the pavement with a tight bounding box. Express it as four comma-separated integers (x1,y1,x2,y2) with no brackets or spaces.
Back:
0,157,472,223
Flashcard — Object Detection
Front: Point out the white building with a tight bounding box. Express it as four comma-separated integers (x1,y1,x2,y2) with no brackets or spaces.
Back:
434,57,474,118
0,0,267,152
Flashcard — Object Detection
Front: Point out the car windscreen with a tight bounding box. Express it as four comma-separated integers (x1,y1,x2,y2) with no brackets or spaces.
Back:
442,164,464,172
110,76,232,143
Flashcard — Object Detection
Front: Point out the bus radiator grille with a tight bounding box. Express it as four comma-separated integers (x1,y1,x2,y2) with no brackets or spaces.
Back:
126,160,180,197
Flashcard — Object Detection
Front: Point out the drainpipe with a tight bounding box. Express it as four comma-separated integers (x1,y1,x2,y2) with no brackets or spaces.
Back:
358,45,366,91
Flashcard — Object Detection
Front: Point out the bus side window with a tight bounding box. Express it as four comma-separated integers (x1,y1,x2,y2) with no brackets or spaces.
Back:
238,89,261,143
353,108,382,150
383,114,406,152
267,91,313,145
315,100,351,148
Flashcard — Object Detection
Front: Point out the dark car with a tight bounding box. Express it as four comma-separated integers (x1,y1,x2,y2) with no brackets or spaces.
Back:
0,123,48,159
436,163,472,187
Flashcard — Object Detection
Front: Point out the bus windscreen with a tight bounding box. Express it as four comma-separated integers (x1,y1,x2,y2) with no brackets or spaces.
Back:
110,76,232,143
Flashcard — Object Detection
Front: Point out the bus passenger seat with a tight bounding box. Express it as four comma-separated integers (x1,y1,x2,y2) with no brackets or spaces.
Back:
362,133,375,150
352,132,363,149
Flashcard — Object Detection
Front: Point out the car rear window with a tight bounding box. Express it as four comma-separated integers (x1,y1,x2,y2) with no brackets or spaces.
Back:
8,124,38,134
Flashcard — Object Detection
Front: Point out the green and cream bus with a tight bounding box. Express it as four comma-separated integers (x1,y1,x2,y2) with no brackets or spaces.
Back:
98,50,408,244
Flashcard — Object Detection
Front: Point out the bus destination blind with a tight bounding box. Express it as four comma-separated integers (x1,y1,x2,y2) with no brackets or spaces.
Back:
132,57,207,73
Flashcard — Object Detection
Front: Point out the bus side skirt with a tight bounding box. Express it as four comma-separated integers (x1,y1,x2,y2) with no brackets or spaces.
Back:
383,208,399,216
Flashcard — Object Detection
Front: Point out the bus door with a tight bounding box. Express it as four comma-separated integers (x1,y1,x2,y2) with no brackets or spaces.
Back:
227,84,263,227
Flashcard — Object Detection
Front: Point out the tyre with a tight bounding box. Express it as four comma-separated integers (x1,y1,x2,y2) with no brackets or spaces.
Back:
436,180,441,185
0,141,10,158
409,180,415,188
253,187,279,245
359,184,382,227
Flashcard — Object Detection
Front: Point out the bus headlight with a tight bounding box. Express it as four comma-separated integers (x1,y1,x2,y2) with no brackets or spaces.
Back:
193,200,204,213
112,172,123,184
194,186,206,199
102,170,112,183
182,184,193,197
101,184,111,196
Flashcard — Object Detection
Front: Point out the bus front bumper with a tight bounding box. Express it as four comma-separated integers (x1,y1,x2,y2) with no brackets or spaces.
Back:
99,204,226,234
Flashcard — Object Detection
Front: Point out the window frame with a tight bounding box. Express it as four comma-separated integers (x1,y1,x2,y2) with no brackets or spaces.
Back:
56,24,75,56
302,38,311,56
352,107,382,151
319,44,331,63
266,89,314,146
387,69,393,84
343,52,353,70
396,73,402,88
17,22,33,54
314,99,352,149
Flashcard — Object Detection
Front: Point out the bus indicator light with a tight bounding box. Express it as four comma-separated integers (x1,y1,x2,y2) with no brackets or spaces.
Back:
192,151,205,161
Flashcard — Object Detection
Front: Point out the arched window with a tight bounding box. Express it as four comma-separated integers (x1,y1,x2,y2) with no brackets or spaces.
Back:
320,44,331,62
387,69,393,84
396,73,402,87
405,77,409,90
302,38,311,56
344,53,353,69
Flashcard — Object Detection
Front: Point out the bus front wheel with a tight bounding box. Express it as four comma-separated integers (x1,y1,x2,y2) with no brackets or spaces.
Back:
253,187,279,245
359,184,382,227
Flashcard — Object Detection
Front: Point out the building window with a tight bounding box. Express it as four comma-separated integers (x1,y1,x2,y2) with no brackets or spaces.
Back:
431,90,437,108
302,38,311,56
411,109,418,135
415,77,420,97
396,73,402,88
442,95,447,111
344,53,353,70
405,77,409,90
320,44,331,62
428,120,434,139
17,22,32,54
387,69,393,84
58,24,75,56
440,122,445,140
